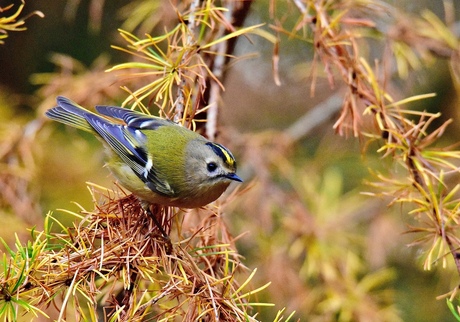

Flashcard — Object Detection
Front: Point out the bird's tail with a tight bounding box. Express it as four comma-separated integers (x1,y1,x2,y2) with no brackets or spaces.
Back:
45,96,94,132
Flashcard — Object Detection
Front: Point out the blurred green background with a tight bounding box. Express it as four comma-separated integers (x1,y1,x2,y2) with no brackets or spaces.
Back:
1,0,460,321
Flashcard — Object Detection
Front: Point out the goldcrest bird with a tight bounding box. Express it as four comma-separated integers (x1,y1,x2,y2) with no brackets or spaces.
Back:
46,96,242,209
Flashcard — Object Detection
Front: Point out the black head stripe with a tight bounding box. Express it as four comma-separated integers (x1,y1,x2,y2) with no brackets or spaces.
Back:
206,142,236,168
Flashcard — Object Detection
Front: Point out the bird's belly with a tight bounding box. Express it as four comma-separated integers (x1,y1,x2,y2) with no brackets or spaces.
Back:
107,163,230,208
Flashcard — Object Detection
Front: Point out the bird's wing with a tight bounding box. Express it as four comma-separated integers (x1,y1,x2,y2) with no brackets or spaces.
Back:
95,105,174,129
84,112,175,197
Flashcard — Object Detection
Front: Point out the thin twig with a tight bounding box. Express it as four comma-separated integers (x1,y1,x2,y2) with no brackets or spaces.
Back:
205,1,234,140
284,92,343,142
204,0,254,139
175,0,201,122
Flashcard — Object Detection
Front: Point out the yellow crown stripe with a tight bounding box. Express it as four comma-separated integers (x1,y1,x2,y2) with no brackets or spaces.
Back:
206,142,235,167
218,145,235,167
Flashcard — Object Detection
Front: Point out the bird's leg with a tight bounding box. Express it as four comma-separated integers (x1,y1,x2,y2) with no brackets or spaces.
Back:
141,202,172,254
145,207,169,238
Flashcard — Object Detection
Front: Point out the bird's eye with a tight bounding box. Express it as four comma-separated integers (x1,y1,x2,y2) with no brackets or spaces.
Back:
207,162,218,172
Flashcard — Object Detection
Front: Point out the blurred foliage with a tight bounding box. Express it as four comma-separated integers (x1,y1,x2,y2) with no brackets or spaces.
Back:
0,2,43,44
1,0,460,321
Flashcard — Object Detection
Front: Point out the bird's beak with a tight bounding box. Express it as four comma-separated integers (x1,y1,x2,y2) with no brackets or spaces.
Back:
225,173,243,182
